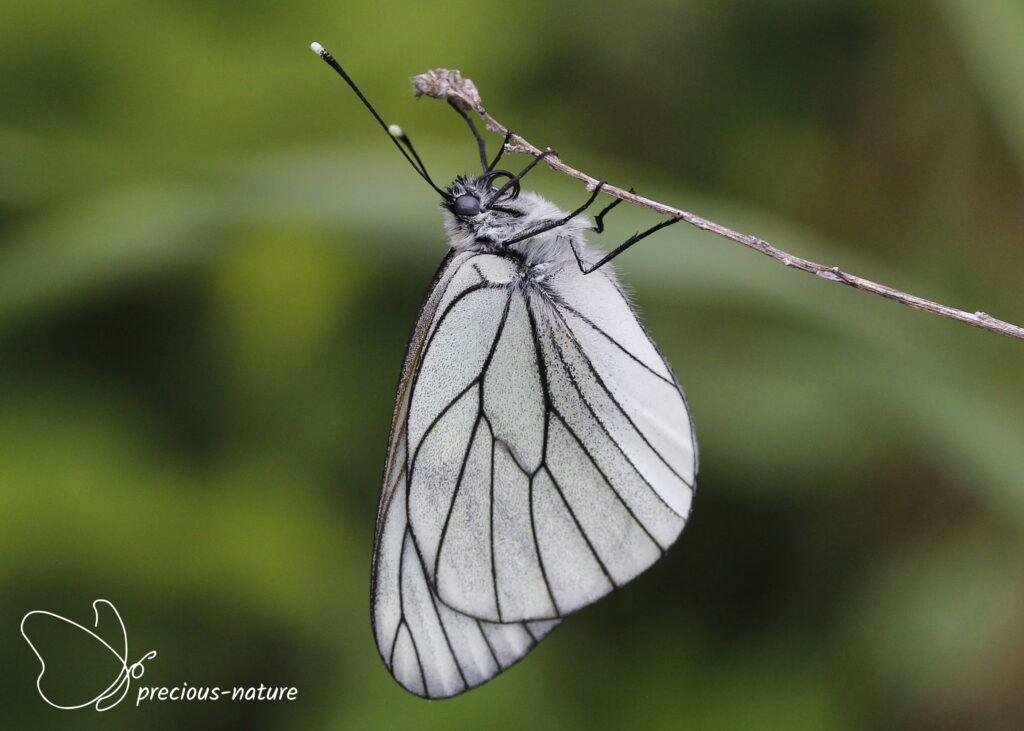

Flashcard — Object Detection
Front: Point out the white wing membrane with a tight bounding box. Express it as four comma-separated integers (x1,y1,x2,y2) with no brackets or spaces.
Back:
552,262,672,380
408,384,479,574
545,305,694,517
407,287,507,454
545,416,663,585
373,253,561,698
372,249,696,697
491,443,558,619
483,293,546,471
374,469,560,698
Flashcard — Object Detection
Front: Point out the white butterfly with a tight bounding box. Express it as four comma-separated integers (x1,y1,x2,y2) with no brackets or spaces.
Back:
312,43,697,698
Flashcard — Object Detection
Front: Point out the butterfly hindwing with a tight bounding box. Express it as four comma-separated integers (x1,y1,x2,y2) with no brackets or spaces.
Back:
371,252,561,699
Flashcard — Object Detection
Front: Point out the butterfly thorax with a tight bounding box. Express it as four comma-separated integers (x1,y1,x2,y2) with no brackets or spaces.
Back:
442,176,598,273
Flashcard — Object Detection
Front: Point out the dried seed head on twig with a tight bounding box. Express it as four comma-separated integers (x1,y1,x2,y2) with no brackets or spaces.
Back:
411,68,483,112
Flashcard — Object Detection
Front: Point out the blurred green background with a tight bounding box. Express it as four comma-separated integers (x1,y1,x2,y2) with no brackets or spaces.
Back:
3,0,1023,728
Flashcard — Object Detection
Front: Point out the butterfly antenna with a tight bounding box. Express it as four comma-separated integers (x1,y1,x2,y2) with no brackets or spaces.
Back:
310,42,448,199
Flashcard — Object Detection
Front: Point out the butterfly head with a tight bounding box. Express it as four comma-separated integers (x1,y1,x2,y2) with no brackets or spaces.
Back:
442,173,533,249
444,172,522,216
442,174,589,266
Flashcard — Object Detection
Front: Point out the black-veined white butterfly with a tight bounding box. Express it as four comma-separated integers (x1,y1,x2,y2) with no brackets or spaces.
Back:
312,42,697,699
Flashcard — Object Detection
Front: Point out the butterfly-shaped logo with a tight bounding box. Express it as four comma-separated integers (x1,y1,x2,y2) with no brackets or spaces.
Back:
20,599,157,711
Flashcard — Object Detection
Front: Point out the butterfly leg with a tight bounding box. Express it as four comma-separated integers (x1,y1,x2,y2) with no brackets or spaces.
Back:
487,130,514,172
502,179,607,247
572,215,681,274
490,149,558,201
590,188,635,234
447,100,517,175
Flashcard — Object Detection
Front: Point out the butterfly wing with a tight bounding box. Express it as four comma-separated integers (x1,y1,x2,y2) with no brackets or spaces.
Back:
372,249,696,698
371,251,560,699
402,253,696,625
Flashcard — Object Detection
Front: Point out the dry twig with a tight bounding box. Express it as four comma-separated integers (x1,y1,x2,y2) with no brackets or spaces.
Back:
412,68,1024,342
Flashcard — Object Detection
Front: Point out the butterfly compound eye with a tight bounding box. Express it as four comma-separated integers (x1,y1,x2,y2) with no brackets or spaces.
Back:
453,194,481,217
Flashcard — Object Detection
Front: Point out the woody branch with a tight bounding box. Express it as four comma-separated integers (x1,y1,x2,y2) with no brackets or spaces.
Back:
411,67,1024,343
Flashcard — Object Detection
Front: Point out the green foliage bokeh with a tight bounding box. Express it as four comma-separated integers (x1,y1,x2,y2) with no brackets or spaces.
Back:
3,1,1023,728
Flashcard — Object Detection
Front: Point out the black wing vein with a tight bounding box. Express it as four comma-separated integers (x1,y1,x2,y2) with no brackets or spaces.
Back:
557,301,675,386
546,326,684,530
525,300,563,616
551,304,694,492
542,463,617,588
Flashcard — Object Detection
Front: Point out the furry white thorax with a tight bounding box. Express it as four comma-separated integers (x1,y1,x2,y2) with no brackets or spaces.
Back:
442,177,605,275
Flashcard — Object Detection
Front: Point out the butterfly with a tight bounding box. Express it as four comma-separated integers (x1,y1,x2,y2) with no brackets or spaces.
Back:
20,599,156,711
312,43,697,698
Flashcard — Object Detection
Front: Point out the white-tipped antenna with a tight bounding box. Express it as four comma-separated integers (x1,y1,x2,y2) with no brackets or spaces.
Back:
386,124,435,192
310,41,447,198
